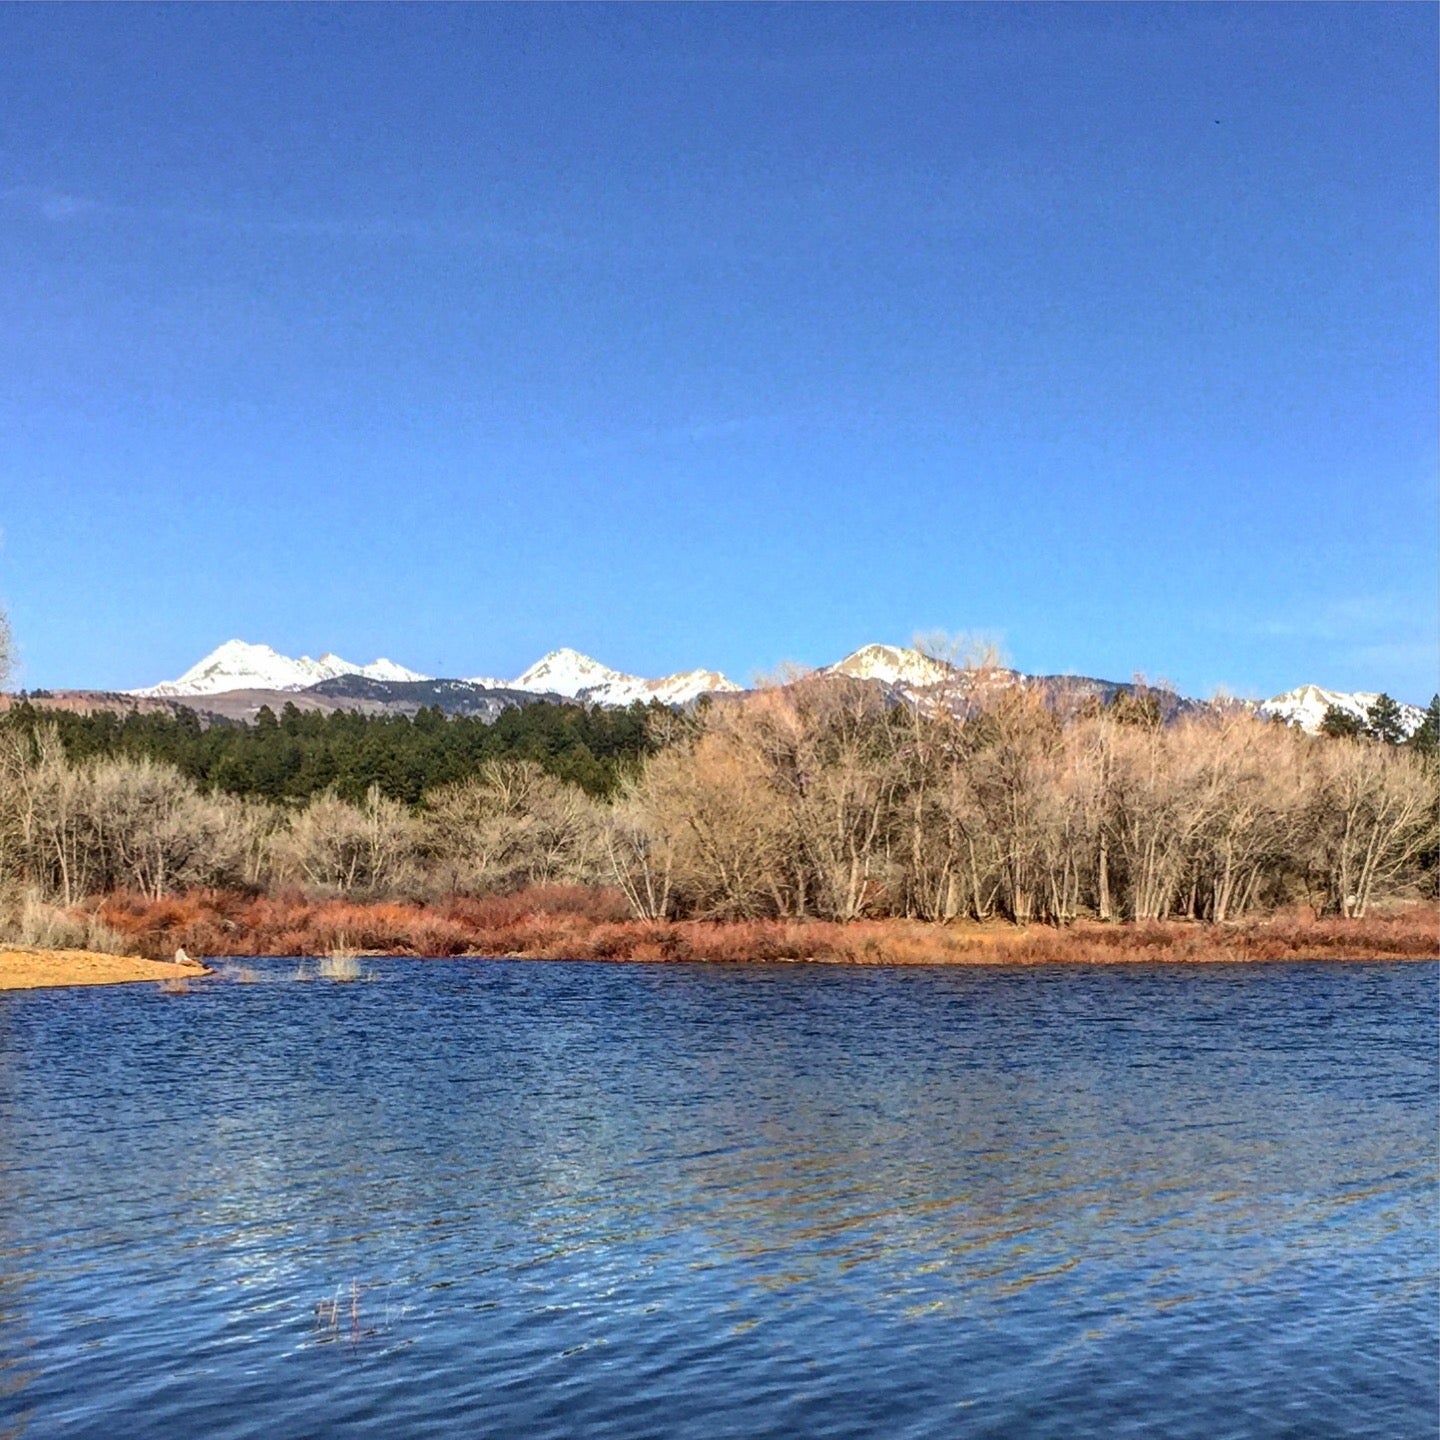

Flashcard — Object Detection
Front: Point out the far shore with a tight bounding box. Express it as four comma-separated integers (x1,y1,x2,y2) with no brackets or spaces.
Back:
5,896,1435,984
0,947,212,991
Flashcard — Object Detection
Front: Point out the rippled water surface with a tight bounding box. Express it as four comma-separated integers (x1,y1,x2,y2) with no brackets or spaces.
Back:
1,960,1436,1438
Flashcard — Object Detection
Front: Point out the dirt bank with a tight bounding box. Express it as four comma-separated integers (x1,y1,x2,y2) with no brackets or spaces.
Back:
0,947,212,991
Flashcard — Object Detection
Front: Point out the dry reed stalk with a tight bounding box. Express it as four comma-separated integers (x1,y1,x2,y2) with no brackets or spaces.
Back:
318,952,363,981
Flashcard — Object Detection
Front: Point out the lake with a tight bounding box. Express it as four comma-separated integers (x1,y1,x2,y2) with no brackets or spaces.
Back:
1,960,1435,1438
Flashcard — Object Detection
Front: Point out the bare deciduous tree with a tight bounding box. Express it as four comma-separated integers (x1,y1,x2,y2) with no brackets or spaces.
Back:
421,761,604,894
278,784,416,895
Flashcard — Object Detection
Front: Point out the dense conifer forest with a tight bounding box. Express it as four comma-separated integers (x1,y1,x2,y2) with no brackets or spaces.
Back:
0,697,661,803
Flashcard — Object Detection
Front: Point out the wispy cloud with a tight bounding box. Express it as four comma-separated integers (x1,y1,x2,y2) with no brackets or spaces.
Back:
2,183,563,253
3,185,99,222
570,414,784,460
1243,592,1438,690
1252,594,1413,644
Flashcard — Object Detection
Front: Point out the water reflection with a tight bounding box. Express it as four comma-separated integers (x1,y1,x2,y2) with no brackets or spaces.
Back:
0,961,1435,1439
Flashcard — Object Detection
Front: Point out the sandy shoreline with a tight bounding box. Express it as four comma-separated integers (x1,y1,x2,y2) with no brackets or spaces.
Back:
0,947,212,991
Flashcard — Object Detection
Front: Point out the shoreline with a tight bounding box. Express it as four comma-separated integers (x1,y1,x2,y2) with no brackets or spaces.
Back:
7,899,1435,985
2,941,1432,990
0,947,212,991
466,945,1439,967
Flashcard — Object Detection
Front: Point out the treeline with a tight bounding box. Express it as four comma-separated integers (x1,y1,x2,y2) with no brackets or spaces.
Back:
607,677,1437,924
1,675,1435,932
1,697,659,802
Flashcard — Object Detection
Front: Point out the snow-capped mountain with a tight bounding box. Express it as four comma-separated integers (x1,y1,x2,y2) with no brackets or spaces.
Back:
132,641,738,706
826,644,966,690
1258,684,1425,737
504,649,740,706
128,640,429,697
641,669,742,705
509,648,631,697
125,639,1423,728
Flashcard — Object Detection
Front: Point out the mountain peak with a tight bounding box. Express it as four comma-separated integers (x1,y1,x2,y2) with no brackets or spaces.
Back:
512,649,633,697
1258,685,1424,736
827,644,958,689
127,640,429,697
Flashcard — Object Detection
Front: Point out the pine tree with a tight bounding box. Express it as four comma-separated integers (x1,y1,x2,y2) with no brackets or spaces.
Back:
1407,695,1440,763
1319,705,1364,740
1364,693,1406,746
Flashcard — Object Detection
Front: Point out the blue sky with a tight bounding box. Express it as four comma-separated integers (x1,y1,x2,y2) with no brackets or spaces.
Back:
1,4,1435,699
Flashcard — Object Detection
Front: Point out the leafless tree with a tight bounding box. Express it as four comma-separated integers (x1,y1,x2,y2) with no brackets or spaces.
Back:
420,760,605,893
278,784,417,895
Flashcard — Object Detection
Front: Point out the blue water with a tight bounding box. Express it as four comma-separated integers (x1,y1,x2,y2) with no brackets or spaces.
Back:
0,960,1435,1439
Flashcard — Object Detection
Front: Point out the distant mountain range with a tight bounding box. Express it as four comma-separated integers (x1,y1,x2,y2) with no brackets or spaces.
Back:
128,640,739,708
112,639,1428,737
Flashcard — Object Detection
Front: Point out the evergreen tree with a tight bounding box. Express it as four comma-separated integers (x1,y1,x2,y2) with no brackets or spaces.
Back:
0,694,659,804
1364,693,1406,746
1406,695,1440,764
1319,705,1364,740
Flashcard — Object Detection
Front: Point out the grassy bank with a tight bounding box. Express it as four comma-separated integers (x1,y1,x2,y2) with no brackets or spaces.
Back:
78,888,1440,966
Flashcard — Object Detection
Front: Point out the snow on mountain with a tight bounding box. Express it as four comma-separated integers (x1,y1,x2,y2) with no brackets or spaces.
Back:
510,648,632,698
825,644,959,690
359,657,430,684
132,641,737,706
128,640,429,697
639,669,743,705
128,641,1423,730
508,649,740,706
1259,684,1425,737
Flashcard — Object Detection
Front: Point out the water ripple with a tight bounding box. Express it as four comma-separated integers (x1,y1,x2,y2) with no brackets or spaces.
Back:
0,960,1435,1438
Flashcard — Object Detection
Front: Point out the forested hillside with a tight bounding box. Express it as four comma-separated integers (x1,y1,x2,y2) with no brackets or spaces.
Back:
0,697,661,803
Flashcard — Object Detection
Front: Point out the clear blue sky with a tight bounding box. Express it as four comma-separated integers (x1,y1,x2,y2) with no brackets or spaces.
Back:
2,3,1435,699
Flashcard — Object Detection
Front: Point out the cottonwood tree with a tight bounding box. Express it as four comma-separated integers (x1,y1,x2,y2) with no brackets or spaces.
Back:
1304,737,1438,917
279,785,416,895
625,725,795,919
0,732,251,901
761,677,903,921
604,787,675,920
84,757,247,899
420,760,604,893
961,685,1067,924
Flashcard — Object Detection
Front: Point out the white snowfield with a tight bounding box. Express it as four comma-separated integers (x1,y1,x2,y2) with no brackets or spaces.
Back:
1256,684,1424,737
825,643,1005,690
501,648,741,706
129,640,740,706
128,640,428,698
127,640,1423,728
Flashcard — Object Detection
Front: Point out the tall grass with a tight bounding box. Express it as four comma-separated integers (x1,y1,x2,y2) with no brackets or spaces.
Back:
317,952,363,982
82,887,1439,966
2,888,134,955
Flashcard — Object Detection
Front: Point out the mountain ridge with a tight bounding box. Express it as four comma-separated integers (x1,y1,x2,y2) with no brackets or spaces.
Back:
122,639,1428,735
130,640,427,698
